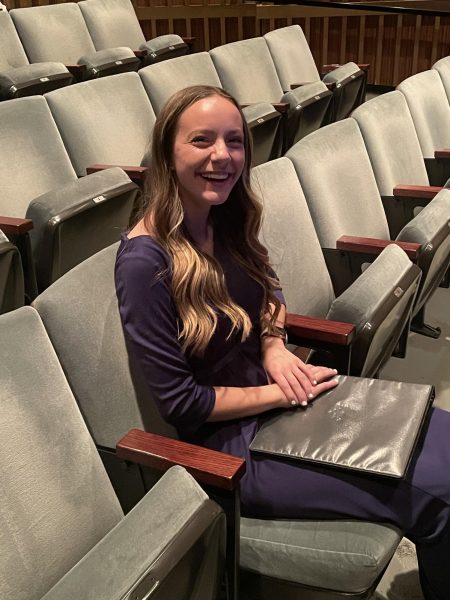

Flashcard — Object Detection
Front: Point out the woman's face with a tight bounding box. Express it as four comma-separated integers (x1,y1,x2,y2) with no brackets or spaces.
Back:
172,95,246,215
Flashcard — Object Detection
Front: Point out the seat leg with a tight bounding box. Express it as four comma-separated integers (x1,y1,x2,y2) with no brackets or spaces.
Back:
411,306,441,339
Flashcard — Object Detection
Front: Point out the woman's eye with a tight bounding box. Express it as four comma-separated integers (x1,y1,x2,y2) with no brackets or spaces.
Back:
191,136,210,145
228,137,244,146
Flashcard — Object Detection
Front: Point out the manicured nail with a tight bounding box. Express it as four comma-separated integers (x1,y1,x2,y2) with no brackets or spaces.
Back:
301,401,308,406
291,400,298,406
308,393,314,400
312,379,317,385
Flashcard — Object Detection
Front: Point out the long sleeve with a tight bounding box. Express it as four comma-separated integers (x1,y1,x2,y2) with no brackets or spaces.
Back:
115,238,215,433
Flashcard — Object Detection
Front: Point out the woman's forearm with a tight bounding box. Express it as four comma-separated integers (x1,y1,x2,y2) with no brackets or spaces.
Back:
207,383,286,421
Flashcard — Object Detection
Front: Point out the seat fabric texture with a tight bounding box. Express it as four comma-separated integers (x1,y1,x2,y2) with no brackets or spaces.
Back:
432,56,450,103
351,91,429,195
10,3,98,64
0,11,29,69
78,45,137,69
251,157,335,317
0,96,76,218
0,306,224,600
139,52,222,114
0,306,124,600
79,0,147,50
0,62,70,99
141,33,187,57
397,69,450,159
286,119,390,248
45,72,156,175
0,230,24,313
322,61,361,84
34,245,401,596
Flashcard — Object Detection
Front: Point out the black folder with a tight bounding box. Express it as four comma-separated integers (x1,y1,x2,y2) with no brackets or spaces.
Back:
250,376,434,478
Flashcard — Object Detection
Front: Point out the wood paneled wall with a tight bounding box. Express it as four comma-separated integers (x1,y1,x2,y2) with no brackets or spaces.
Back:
4,0,450,86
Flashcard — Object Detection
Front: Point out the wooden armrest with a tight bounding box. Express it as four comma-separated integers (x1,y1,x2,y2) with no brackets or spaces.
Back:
0,216,33,235
182,36,196,47
86,163,148,182
393,185,442,199
134,49,147,58
117,428,246,491
66,64,87,78
337,235,421,261
285,313,355,346
434,149,450,159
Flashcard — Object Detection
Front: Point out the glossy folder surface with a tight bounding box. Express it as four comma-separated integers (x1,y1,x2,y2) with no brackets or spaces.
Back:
250,376,434,478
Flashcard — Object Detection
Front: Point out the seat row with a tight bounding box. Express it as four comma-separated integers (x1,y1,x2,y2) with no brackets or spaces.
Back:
0,0,189,99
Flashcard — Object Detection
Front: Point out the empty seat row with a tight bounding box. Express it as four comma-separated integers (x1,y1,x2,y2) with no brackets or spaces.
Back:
0,0,189,100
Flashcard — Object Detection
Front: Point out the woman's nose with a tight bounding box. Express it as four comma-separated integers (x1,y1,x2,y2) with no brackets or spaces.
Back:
211,139,230,161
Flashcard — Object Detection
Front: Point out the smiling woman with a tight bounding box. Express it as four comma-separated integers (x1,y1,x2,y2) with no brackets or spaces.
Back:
115,85,450,600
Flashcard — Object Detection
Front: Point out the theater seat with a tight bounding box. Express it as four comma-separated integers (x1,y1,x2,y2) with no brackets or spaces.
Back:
209,37,332,150
0,11,73,100
0,229,23,313
264,25,366,122
286,118,450,340
139,52,283,166
0,306,225,600
0,96,139,295
79,0,189,66
10,3,139,80
33,241,403,600
44,72,156,177
432,55,450,103
253,157,421,376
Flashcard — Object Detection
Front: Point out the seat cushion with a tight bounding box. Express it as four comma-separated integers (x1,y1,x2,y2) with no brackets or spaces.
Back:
322,62,361,84
240,517,400,593
78,46,137,69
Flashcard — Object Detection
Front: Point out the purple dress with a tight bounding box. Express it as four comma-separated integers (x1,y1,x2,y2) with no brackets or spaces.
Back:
115,233,450,599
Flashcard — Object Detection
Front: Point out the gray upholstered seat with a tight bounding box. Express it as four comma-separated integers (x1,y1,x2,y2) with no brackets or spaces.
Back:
209,37,332,149
253,156,421,378
0,306,225,600
432,56,450,103
397,70,450,184
139,52,283,166
0,229,23,313
264,25,365,122
286,118,450,339
45,72,156,176
0,11,72,100
10,3,139,79
0,95,139,293
34,241,403,600
79,0,188,66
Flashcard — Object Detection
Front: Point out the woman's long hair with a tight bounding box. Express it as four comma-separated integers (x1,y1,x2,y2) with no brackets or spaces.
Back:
143,85,281,355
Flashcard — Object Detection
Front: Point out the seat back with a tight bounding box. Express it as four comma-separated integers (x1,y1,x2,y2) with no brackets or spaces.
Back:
351,91,429,195
397,189,450,313
0,230,24,313
264,25,320,91
0,306,123,600
33,243,177,451
286,119,391,248
45,72,156,175
0,96,76,218
0,10,29,69
79,0,145,50
251,157,335,317
10,3,96,64
433,56,450,103
397,69,450,159
210,38,284,103
139,52,222,114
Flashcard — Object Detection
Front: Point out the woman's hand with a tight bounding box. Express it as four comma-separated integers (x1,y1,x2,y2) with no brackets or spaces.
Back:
262,337,339,407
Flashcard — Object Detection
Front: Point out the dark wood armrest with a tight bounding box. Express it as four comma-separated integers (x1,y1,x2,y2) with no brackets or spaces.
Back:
285,313,355,346
86,163,149,183
182,36,196,48
134,49,147,58
0,216,33,235
66,64,87,78
117,428,246,491
337,235,421,261
434,149,450,158
393,184,442,199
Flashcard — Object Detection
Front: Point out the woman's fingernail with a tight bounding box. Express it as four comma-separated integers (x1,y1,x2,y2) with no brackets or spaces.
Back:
308,393,314,400
312,379,317,385
301,401,308,406
291,400,298,406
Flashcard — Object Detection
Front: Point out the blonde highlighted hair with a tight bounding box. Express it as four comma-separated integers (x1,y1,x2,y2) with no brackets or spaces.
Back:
143,85,281,355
